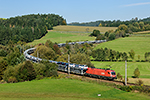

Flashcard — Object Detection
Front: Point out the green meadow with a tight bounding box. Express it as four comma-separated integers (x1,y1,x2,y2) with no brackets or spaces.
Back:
95,36,150,60
0,78,150,100
28,31,96,45
91,61,150,78
28,25,117,45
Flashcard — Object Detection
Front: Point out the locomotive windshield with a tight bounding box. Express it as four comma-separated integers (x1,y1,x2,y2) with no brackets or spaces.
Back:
111,72,116,75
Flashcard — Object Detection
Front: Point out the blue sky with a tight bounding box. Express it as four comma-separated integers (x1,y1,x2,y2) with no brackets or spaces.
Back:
0,0,150,23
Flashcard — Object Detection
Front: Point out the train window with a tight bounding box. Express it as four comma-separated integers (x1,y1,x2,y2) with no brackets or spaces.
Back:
108,72,110,74
111,72,116,75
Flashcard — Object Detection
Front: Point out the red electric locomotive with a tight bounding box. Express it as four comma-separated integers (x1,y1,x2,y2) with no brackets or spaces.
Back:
85,67,117,80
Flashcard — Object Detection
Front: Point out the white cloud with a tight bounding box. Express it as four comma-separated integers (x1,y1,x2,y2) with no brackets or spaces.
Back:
122,2,150,7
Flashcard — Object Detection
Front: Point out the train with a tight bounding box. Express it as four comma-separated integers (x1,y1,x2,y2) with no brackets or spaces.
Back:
23,40,117,80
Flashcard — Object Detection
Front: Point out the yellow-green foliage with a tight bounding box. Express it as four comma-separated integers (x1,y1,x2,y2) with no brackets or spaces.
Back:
0,18,7,20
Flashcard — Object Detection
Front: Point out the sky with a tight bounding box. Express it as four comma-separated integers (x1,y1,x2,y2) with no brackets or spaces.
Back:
0,0,150,23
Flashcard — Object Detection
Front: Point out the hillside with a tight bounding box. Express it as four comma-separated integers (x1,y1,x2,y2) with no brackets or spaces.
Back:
0,78,150,100
0,14,66,45
28,25,117,45
94,36,150,60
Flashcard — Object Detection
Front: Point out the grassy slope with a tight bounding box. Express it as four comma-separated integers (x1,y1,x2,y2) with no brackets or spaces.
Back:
28,25,117,45
95,37,150,60
28,31,96,45
0,78,150,100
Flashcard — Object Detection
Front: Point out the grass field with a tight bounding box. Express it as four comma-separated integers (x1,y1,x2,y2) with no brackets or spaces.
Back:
92,61,150,85
53,25,117,33
0,78,150,100
94,37,150,60
91,61,150,78
28,31,96,45
28,25,117,45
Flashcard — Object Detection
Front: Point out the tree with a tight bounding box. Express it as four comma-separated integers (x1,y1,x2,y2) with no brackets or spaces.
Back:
134,68,140,78
17,61,36,81
40,61,58,77
92,48,106,61
118,24,128,33
90,30,101,37
6,47,25,66
33,45,56,60
122,52,128,61
116,51,121,61
128,49,135,60
145,52,150,61
0,60,8,80
53,44,61,55
104,32,110,37
70,53,91,65
108,33,115,40
45,40,54,49
96,34,105,40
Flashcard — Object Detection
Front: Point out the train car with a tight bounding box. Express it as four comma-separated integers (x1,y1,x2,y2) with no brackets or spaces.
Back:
85,68,117,80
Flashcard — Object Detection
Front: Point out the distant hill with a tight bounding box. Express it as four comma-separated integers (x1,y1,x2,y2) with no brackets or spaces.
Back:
68,17,150,27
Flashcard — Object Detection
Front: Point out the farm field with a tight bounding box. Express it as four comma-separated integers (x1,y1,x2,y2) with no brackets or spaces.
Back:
53,25,117,33
0,78,150,100
94,36,150,60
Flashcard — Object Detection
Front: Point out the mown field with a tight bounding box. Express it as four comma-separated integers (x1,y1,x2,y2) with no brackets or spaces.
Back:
0,78,150,100
53,25,117,33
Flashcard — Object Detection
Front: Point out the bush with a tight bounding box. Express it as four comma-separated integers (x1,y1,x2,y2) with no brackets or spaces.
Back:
134,68,140,78
41,61,58,77
120,86,133,92
90,30,101,37
36,75,44,80
108,33,116,40
137,80,144,86
117,73,122,80
3,66,16,82
8,76,17,83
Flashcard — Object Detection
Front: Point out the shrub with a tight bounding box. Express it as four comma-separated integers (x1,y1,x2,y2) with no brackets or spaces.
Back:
3,66,16,82
134,68,140,78
8,76,17,83
36,75,44,80
120,86,133,92
41,61,58,77
117,73,122,80
137,79,144,86
90,30,101,37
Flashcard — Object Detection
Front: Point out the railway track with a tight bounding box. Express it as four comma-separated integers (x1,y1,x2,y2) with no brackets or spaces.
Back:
58,71,133,86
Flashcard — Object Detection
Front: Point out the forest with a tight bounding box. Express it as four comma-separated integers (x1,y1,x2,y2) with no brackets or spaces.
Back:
0,14,66,45
68,17,150,32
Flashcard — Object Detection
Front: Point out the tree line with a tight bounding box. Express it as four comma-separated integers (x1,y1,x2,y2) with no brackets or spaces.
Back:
68,17,150,27
0,14,66,45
